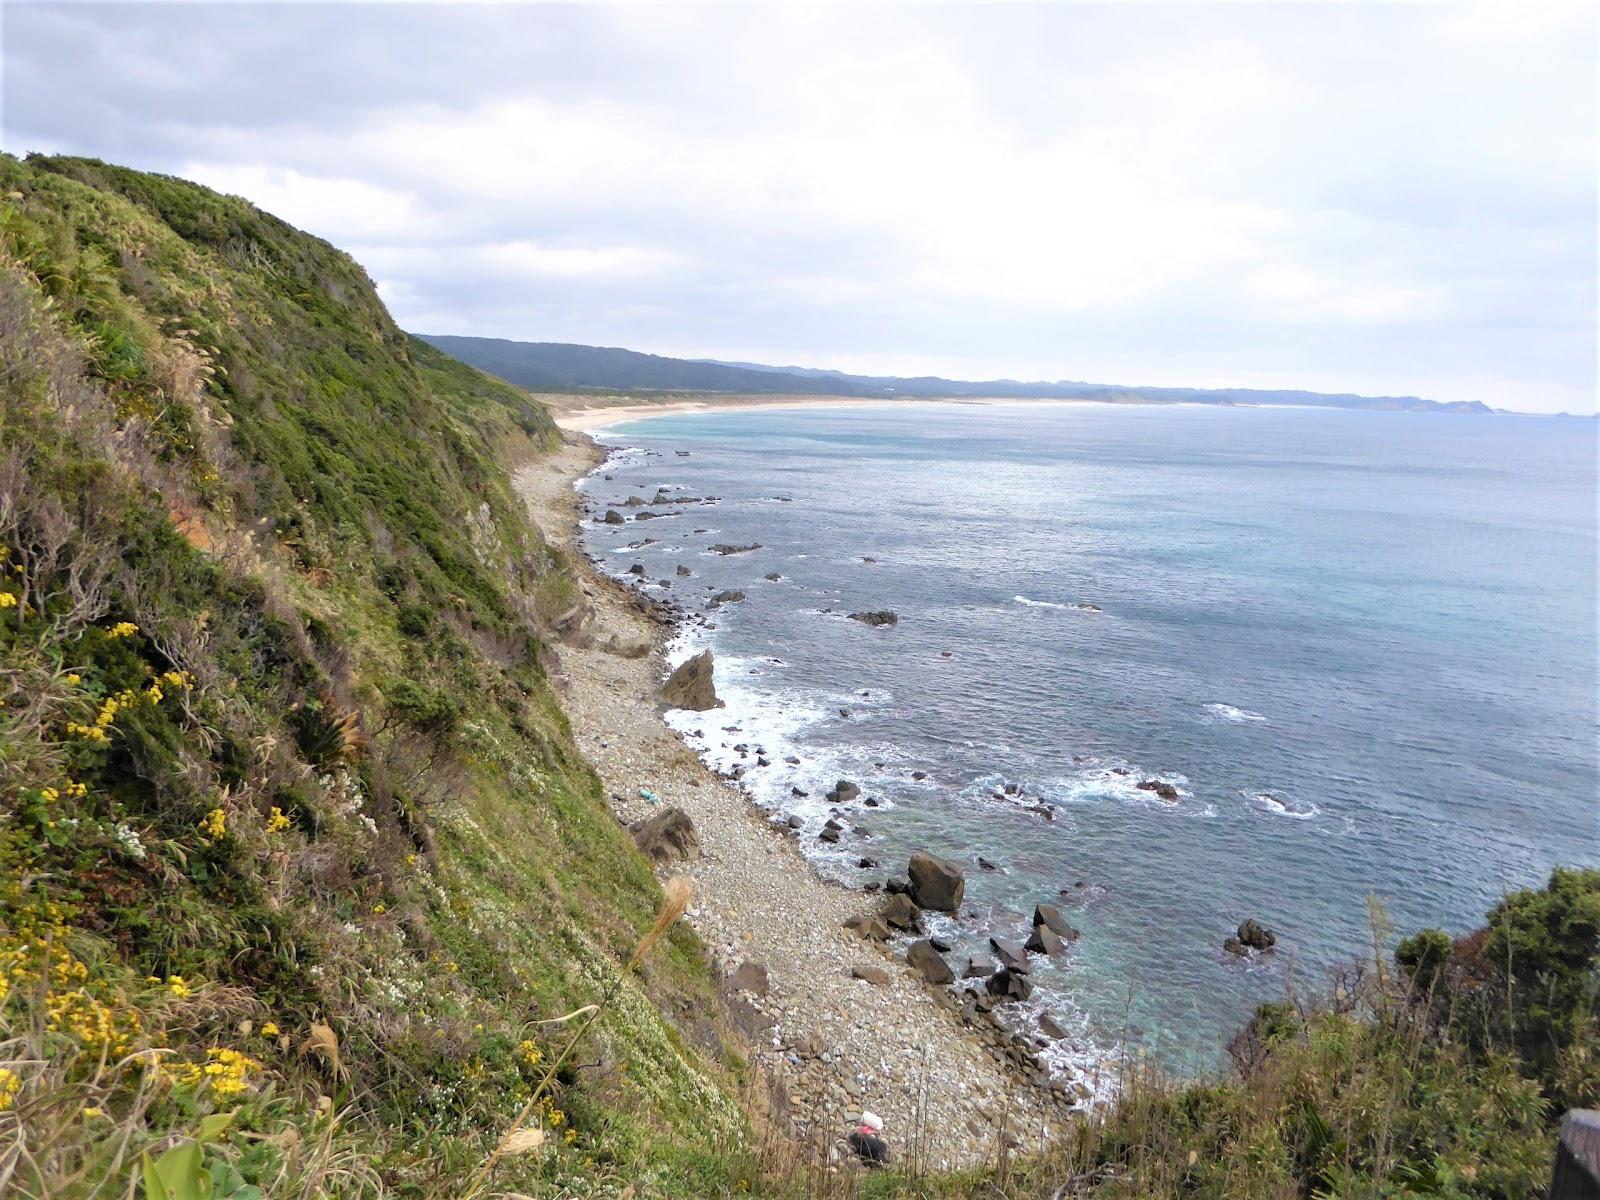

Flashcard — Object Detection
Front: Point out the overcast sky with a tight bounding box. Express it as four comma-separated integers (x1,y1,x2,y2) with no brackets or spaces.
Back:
3,3,1595,412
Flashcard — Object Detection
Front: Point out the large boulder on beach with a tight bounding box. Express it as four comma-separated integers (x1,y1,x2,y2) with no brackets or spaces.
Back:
601,631,653,659
1032,904,1080,941
989,937,1031,974
848,610,898,627
630,807,701,863
662,651,721,711
1026,923,1065,956
908,851,966,912
906,939,955,986
986,968,1033,1003
881,893,923,932
964,952,998,979
843,914,891,942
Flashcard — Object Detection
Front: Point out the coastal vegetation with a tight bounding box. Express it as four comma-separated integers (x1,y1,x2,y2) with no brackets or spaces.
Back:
1,155,1592,1199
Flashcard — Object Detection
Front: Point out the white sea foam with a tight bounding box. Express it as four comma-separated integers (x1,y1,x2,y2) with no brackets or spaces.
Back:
1013,595,1067,609
1205,702,1267,723
1247,791,1319,820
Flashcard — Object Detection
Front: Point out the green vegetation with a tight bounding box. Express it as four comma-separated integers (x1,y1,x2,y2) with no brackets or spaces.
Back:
0,154,1589,1199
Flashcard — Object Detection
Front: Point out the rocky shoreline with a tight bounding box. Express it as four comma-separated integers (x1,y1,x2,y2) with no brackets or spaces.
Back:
514,433,1085,1169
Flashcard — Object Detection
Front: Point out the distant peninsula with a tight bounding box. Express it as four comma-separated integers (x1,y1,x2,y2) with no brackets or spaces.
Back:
419,333,1495,414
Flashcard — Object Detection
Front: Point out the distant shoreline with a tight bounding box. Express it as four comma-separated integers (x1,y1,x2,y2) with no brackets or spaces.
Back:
551,392,1144,432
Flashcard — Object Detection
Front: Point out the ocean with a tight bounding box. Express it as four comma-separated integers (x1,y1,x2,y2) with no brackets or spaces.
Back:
577,401,1599,1082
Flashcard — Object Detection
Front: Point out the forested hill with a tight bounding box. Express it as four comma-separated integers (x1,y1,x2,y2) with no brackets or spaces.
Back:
420,332,1495,413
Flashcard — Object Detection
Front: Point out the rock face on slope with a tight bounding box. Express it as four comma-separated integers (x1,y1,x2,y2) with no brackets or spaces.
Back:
908,851,966,911
662,650,721,710
630,807,702,863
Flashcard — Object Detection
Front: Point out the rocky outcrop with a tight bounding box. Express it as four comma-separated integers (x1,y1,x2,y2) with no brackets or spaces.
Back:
1137,779,1180,801
661,651,721,710
602,509,625,524
964,952,997,979
708,589,746,608
826,780,861,804
848,610,898,627
1032,904,1080,941
709,542,762,555
1026,923,1065,956
630,807,701,863
729,961,769,996
906,939,955,985
1224,918,1277,956
908,851,966,912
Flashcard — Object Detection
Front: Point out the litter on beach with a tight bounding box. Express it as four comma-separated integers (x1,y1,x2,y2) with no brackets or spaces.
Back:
639,788,661,804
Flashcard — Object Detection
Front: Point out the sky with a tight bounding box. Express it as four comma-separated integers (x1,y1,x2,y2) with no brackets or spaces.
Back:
2,2,1595,413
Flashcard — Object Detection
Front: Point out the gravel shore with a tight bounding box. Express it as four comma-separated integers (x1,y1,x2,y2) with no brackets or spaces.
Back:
514,434,1066,1169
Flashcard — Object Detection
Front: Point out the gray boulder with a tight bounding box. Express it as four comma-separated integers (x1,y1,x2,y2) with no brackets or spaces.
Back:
662,651,721,711
630,807,701,863
908,851,966,911
906,939,955,985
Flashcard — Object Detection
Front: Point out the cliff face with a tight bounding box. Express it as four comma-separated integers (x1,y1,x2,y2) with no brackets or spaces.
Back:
0,155,744,1198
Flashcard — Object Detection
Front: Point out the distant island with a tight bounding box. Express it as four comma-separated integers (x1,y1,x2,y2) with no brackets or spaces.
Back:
419,333,1496,414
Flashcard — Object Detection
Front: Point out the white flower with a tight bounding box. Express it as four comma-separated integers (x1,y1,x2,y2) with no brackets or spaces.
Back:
112,823,147,861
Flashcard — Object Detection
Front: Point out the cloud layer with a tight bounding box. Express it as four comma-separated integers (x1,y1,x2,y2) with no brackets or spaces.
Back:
4,3,1594,411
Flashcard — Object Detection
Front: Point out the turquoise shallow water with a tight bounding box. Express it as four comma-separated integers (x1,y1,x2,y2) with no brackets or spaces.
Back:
580,402,1598,1078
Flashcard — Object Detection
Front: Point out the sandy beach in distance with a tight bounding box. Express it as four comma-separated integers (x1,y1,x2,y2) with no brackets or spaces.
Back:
546,392,1098,432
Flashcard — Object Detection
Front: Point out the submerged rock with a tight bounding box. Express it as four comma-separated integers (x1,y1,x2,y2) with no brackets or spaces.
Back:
848,610,898,627
662,650,721,711
709,542,762,555
1137,779,1180,801
1225,918,1278,956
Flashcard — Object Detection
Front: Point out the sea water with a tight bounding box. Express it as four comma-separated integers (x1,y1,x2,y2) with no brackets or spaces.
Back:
578,402,1598,1080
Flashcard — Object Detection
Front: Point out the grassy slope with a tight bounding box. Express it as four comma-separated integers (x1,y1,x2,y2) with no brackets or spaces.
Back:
0,154,755,1199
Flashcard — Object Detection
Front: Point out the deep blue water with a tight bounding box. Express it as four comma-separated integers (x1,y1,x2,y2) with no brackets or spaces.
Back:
578,402,1599,1081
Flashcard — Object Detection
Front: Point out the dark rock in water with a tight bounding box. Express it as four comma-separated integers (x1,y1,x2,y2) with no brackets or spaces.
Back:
819,827,841,844
784,755,801,764
662,650,722,710
708,589,746,608
863,797,879,807
884,876,912,896
861,556,878,563
764,572,782,581
1032,904,1080,940
729,961,769,995
676,564,692,576
1038,1013,1069,1040
908,851,966,912
1004,783,1021,796
602,509,625,524
786,815,804,829
858,856,879,869
625,495,646,507
709,542,762,555
630,807,701,863
1073,602,1102,612
964,953,997,979
989,937,1031,974
627,563,646,576
978,857,999,872
823,817,844,832
986,968,1033,1003
907,939,955,985
756,756,770,767
848,610,898,627
676,450,691,457
1026,923,1065,956
881,893,923,932
911,770,928,781
929,935,953,953
1226,918,1277,957
1137,779,1180,801
838,708,852,719
1111,767,1131,776
790,786,809,798
827,780,861,804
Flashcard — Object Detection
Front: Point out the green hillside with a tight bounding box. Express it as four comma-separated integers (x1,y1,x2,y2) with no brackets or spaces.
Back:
0,154,752,1198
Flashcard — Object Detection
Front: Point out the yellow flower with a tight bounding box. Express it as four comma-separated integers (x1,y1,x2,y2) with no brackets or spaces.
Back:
66,674,80,685
167,976,191,998
371,903,386,915
0,592,17,609
106,621,138,638
260,1021,279,1038
265,806,291,834
82,1106,103,1118
40,787,58,803
0,1068,19,1111
199,808,226,839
